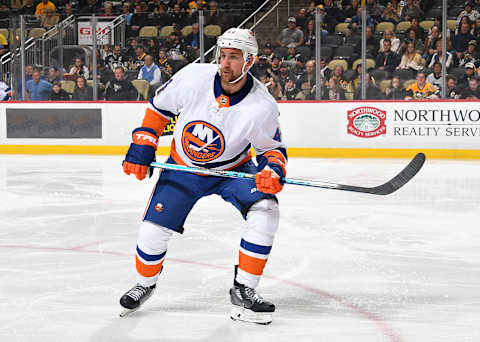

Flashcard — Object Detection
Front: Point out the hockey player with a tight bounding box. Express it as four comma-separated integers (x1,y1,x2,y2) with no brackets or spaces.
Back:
120,28,287,325
0,80,12,101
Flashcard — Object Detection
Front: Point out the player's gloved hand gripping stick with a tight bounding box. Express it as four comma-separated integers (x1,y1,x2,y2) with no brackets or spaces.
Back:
150,153,426,196
123,127,159,180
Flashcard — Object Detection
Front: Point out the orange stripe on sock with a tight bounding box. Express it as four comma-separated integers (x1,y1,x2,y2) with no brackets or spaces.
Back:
239,251,267,276
136,255,164,278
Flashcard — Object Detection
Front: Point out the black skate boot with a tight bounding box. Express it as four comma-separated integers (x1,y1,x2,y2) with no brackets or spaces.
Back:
229,266,275,325
119,284,156,317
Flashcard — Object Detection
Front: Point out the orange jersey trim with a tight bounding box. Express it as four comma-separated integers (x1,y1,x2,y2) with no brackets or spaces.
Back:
238,251,267,276
142,108,170,135
136,255,164,278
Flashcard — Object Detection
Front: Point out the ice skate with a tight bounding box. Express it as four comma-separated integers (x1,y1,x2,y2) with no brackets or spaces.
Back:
119,284,156,317
229,268,275,325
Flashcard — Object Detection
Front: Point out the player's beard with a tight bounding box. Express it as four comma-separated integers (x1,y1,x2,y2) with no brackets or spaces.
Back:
220,66,242,84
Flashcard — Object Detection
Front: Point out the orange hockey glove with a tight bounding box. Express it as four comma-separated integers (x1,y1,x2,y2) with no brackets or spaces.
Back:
122,127,158,180
255,166,284,194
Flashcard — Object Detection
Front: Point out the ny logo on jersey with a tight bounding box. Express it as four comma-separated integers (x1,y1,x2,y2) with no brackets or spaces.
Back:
182,121,225,162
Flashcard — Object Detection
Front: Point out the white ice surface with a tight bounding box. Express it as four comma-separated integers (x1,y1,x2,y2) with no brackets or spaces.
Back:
0,155,479,342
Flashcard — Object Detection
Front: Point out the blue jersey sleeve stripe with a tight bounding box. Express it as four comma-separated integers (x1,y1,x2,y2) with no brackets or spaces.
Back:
240,239,272,255
136,246,166,262
149,98,176,119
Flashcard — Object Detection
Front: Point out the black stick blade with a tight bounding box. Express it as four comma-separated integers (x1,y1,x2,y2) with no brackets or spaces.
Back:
337,153,426,195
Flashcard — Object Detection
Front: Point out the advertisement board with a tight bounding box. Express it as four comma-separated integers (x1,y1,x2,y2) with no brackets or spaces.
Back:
77,20,114,45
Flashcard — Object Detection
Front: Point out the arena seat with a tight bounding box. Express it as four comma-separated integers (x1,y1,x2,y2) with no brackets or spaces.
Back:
60,80,75,94
376,22,395,33
403,79,416,89
335,23,350,36
328,59,348,71
395,21,411,33
204,25,221,37
352,58,375,71
379,79,391,93
181,25,192,37
419,20,434,32
159,25,174,38
132,79,150,100
139,26,158,37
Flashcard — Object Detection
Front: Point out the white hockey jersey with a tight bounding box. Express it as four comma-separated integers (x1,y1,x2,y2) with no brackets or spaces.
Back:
0,81,11,101
149,63,287,170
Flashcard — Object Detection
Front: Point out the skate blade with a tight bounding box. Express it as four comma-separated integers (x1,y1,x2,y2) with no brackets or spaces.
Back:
120,307,138,317
230,306,272,325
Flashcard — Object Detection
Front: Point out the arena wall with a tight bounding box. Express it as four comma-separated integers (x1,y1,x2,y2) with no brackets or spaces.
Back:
1,100,480,159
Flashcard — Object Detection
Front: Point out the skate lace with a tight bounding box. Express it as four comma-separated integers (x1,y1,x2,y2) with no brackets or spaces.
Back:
244,286,264,304
127,286,148,301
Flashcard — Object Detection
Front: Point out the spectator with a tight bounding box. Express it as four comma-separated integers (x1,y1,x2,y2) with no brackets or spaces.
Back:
424,26,443,58
460,76,480,98
455,15,473,35
270,55,282,77
473,17,480,36
323,0,344,33
296,59,316,91
105,67,139,100
324,76,346,100
380,30,401,54
251,55,272,79
106,45,129,71
131,45,147,70
49,82,70,100
458,39,479,66
277,62,294,91
100,2,115,17
295,8,308,31
267,75,283,100
40,8,59,30
18,0,35,15
398,41,424,71
381,0,401,24
72,76,93,100
292,55,306,80
330,65,350,92
138,54,162,96
427,40,453,69
69,57,89,79
122,2,134,26
446,75,462,99
405,70,439,99
45,66,62,83
306,0,317,17
458,62,477,88
277,17,304,48
453,22,477,53
78,0,100,14
354,72,383,99
125,39,139,60
365,25,379,59
365,0,383,23
349,7,374,31
319,57,332,80
409,17,425,40
376,38,400,72
129,4,150,37
349,63,364,93
157,48,173,79
170,3,190,28
184,22,202,53
295,80,317,100
0,44,7,58
426,62,444,90
344,0,360,22
401,28,424,55
101,44,113,60
283,77,299,100
205,1,227,30
262,43,275,62
35,0,56,17
164,31,187,60
284,43,299,62
26,69,53,100
457,2,480,27
303,19,316,56
385,75,406,99
60,2,74,21
146,39,160,59
17,64,34,100
400,0,423,21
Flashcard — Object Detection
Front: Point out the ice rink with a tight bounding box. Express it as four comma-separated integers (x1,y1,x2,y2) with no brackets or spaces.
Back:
0,154,479,342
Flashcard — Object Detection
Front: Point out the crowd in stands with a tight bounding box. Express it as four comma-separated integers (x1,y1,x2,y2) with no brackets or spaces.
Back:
1,0,480,101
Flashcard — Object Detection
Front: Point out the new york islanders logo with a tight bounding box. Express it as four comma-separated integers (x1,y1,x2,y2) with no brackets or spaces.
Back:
182,121,225,162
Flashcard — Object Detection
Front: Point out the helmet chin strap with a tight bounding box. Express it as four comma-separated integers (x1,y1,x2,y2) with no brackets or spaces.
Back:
227,61,249,84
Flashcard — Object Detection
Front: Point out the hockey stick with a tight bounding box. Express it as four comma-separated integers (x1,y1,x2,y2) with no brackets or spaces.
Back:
150,153,425,196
